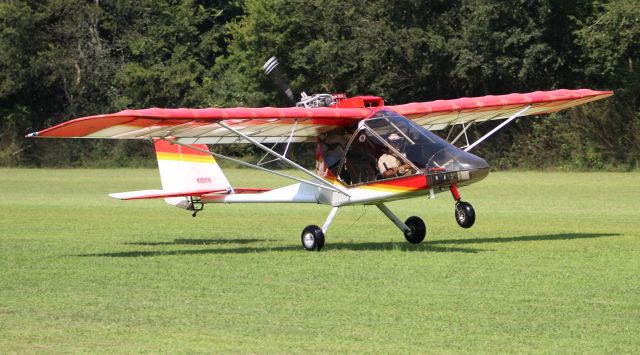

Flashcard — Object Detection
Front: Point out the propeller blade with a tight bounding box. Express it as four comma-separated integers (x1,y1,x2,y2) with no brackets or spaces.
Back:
262,56,296,105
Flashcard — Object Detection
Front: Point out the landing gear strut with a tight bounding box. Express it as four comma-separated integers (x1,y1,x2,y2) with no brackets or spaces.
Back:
377,203,426,244
450,184,475,228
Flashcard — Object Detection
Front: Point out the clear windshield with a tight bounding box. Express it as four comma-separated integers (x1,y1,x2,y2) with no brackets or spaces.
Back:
364,110,488,174
319,109,489,187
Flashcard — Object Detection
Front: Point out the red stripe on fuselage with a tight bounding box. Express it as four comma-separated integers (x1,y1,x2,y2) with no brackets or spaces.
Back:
323,174,429,192
360,175,428,192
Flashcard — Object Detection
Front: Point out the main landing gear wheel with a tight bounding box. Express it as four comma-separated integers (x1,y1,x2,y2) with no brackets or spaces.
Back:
301,225,325,251
455,201,475,228
403,216,426,244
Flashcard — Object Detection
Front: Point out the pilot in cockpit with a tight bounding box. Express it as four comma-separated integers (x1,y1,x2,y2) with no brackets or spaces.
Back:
377,133,414,178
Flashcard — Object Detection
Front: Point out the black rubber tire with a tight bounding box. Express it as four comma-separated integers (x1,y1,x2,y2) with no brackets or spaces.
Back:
403,216,426,244
455,201,475,228
301,225,325,251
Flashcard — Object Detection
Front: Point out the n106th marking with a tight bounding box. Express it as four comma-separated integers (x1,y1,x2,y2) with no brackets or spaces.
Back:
196,177,211,184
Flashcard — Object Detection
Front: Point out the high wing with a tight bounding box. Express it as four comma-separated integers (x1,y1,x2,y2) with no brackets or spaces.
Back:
29,107,371,144
386,89,613,131
28,89,612,143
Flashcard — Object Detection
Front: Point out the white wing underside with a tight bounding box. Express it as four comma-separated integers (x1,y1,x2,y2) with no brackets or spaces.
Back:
29,89,612,144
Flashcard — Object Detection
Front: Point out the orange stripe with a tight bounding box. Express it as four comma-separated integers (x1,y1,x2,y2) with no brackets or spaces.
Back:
359,183,422,193
326,175,427,192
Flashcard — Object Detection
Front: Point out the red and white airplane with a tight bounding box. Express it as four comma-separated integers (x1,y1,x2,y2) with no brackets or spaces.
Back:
28,60,612,250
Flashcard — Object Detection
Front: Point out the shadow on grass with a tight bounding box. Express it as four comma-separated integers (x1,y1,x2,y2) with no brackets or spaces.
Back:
330,242,483,253
125,238,276,246
76,242,483,257
74,232,618,258
430,232,620,245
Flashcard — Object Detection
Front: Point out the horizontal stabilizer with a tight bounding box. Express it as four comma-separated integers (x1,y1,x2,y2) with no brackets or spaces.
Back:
109,189,228,200
109,187,271,200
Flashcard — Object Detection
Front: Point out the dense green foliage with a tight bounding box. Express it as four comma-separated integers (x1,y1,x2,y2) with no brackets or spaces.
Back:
1,0,638,169
1,168,639,351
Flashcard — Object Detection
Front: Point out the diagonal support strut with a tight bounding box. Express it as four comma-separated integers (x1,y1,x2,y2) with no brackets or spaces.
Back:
217,121,349,196
464,105,531,152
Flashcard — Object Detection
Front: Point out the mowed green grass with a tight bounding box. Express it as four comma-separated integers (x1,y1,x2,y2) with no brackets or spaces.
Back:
1,168,639,353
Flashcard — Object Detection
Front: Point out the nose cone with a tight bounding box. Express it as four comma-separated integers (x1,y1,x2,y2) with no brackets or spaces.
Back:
426,148,489,187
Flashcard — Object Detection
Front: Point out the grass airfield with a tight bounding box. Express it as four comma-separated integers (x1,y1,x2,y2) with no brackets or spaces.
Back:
1,168,639,353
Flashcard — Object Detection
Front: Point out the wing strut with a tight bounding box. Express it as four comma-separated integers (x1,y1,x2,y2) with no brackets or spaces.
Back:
450,119,474,147
257,120,298,167
160,138,346,195
217,122,350,196
464,105,531,152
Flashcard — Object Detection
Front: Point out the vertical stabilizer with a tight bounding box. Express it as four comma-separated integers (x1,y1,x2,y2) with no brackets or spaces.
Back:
154,139,231,207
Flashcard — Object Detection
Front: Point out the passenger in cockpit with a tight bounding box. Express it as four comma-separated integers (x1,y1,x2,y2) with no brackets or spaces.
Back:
377,133,413,178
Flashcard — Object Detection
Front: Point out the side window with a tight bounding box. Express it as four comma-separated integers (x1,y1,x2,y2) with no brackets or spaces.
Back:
337,131,383,185
318,134,349,178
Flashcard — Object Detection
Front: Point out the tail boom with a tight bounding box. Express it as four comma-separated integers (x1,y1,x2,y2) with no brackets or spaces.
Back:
109,139,275,209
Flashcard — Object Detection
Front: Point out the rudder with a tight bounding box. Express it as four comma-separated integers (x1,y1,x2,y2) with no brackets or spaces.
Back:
154,139,231,207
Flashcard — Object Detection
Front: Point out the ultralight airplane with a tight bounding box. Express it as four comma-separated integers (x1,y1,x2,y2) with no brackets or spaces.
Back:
27,57,613,251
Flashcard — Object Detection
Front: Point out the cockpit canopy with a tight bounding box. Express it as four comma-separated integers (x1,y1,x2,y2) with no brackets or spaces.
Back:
318,110,489,187
365,110,488,173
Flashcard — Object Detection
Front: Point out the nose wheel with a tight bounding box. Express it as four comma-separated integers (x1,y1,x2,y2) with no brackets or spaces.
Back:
450,184,476,228
455,201,475,228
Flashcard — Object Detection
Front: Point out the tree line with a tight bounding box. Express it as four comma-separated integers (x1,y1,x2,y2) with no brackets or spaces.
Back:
0,0,638,169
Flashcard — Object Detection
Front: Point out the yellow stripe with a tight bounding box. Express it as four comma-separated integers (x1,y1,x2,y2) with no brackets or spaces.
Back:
156,152,216,164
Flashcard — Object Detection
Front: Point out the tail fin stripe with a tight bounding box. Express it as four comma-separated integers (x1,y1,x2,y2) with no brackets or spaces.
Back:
156,152,215,163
